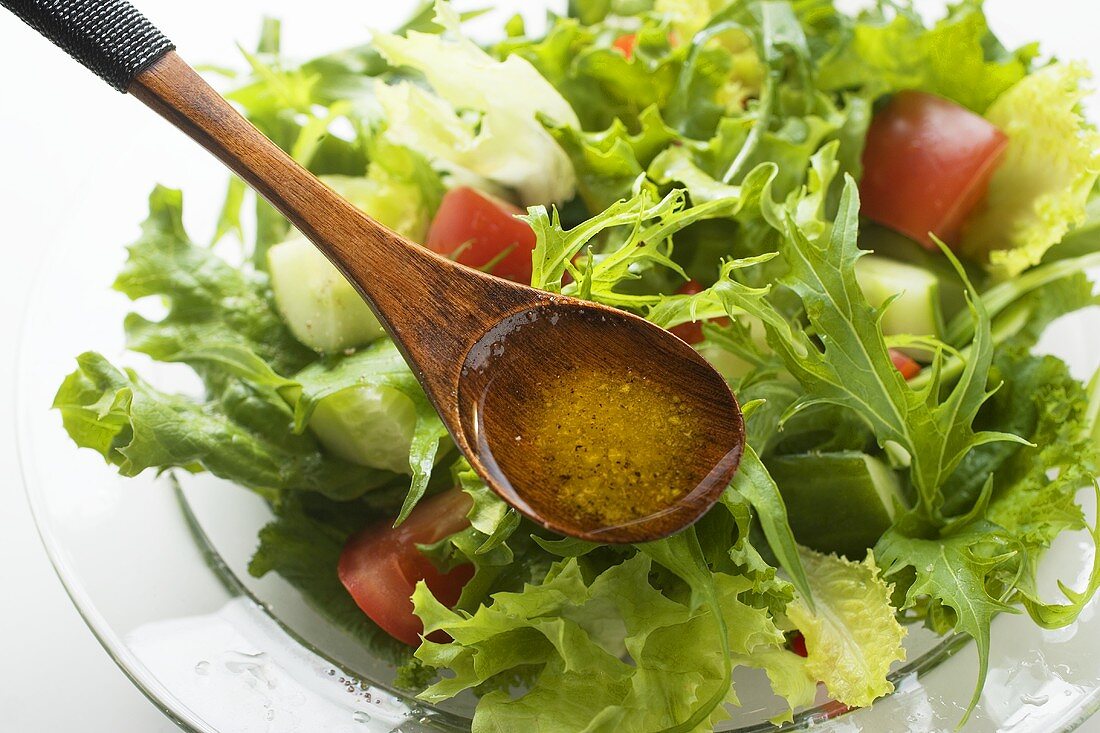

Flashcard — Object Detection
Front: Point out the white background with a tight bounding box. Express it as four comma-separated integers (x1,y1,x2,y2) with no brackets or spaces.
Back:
1,0,1099,730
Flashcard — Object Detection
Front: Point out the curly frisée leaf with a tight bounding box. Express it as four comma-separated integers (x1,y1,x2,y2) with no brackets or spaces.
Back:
786,548,906,709
961,63,1100,277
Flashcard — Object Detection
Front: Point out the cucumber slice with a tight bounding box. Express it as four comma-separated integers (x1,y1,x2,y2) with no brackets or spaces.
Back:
861,224,968,323
308,383,417,474
699,344,754,381
767,452,905,559
856,254,943,341
698,316,768,381
268,237,385,353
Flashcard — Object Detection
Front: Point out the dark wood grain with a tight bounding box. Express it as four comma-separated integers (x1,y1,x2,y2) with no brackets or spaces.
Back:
128,52,745,543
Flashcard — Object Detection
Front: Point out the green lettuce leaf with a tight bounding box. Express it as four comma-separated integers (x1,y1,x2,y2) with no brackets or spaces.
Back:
548,106,678,213
53,353,389,500
499,14,692,133
786,548,906,709
247,493,406,661
418,462,549,611
818,0,1034,113
413,549,809,732
960,63,1100,276
727,447,813,606
115,187,314,380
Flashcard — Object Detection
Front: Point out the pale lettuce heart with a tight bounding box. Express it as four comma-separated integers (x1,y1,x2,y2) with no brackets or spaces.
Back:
372,1,579,205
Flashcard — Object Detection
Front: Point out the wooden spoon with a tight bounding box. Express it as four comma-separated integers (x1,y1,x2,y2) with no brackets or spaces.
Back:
4,0,745,543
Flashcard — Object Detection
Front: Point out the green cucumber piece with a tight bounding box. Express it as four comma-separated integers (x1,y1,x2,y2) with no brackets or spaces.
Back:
698,316,769,381
699,344,754,381
856,254,943,341
308,383,417,474
861,224,968,324
767,452,905,559
268,237,385,354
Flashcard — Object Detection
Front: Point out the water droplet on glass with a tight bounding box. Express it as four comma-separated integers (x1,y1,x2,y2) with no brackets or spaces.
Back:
194,661,211,676
353,711,372,724
1021,693,1049,706
264,709,275,722
327,669,336,676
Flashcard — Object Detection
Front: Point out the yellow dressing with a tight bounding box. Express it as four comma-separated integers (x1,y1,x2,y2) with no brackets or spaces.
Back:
482,366,710,529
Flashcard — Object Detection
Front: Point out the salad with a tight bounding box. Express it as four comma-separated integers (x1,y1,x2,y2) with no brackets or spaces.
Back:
53,0,1100,730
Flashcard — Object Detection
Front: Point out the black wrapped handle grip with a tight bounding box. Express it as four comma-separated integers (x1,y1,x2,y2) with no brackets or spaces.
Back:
1,0,174,91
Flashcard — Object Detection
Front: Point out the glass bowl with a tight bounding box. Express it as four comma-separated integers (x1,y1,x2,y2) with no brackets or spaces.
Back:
15,1,1100,731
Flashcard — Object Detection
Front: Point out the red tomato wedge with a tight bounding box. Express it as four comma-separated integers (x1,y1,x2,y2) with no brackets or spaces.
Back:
426,187,537,284
860,91,1008,250
613,33,638,59
669,280,729,345
338,490,474,647
890,349,922,381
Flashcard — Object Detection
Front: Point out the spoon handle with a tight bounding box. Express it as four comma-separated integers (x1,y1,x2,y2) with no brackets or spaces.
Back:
0,0,174,91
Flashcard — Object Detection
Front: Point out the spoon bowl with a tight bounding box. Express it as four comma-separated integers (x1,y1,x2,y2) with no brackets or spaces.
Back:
457,301,744,543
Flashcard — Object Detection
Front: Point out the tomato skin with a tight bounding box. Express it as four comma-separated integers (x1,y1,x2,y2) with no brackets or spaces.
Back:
613,33,637,59
860,91,1008,250
426,187,537,284
790,632,808,658
669,280,729,345
338,490,474,647
890,349,922,381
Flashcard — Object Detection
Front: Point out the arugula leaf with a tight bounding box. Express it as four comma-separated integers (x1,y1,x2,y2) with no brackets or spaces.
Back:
879,348,1100,722
876,522,1020,722
760,150,1021,524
